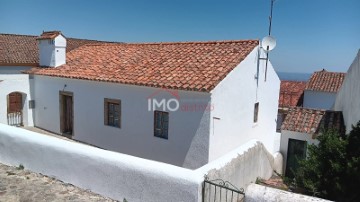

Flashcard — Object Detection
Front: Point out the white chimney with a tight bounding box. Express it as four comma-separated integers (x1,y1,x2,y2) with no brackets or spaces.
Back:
37,31,66,67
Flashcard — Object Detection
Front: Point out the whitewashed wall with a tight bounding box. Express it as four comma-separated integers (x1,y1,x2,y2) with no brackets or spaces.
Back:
245,184,332,202
303,90,337,110
38,35,66,67
280,130,319,173
0,66,34,126
197,141,281,190
209,46,281,161
0,124,279,202
334,50,360,133
33,75,210,169
0,124,202,202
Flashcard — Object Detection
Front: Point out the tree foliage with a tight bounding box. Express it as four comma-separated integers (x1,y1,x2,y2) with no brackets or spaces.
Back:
294,121,360,201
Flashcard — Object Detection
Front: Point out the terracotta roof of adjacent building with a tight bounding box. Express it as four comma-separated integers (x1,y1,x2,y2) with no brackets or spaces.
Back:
282,107,345,137
37,31,62,40
305,69,346,93
279,80,306,108
28,39,259,92
0,33,115,64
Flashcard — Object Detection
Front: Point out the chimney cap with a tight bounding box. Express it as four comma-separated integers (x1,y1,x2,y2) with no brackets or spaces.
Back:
37,31,65,40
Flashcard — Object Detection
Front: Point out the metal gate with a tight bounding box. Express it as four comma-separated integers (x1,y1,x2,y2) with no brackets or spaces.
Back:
7,92,23,126
202,175,245,202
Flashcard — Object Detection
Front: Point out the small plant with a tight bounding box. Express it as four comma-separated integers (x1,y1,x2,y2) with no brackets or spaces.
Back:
6,171,16,176
16,164,24,170
26,176,30,180
255,177,263,184
123,198,128,202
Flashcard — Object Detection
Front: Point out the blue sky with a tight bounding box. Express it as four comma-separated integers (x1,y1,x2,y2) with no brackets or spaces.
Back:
0,0,359,73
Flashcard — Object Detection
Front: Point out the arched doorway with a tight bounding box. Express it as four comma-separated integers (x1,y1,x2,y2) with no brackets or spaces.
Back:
7,92,23,126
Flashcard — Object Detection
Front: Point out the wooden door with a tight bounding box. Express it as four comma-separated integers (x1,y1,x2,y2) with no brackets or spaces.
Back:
8,92,23,126
8,92,22,113
60,92,73,135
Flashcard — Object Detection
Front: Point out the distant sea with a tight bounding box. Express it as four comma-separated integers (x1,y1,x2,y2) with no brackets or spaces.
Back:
276,72,311,81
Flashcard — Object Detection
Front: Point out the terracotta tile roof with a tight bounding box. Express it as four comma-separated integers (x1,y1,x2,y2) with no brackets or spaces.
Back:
282,107,345,137
37,31,62,40
28,40,259,92
279,80,306,108
305,69,346,93
0,33,116,64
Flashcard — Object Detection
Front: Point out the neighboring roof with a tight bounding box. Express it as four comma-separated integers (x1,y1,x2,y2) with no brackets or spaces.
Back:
0,33,114,64
28,40,259,92
279,80,306,108
282,107,345,137
37,31,62,40
305,69,346,93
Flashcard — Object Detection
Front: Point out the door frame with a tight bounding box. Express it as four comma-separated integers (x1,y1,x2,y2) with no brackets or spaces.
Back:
59,91,74,137
285,138,307,177
7,92,24,126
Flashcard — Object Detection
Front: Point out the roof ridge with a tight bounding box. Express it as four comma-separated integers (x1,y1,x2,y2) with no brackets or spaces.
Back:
81,39,259,47
291,107,343,113
0,33,121,43
291,107,326,112
66,37,121,43
314,69,346,74
282,80,307,83
0,33,37,37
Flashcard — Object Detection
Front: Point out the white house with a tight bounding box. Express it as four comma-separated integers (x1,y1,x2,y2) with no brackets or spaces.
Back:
280,107,345,177
303,69,345,110
334,50,360,133
1,31,281,169
0,32,109,127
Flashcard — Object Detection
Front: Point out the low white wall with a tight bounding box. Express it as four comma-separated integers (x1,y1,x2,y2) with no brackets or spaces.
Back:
334,50,360,133
245,184,332,202
0,124,201,202
280,130,319,173
303,90,336,110
197,140,281,191
0,124,280,202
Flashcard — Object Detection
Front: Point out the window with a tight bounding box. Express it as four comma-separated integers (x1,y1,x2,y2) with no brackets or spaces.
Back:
154,111,169,139
253,102,259,123
104,98,121,128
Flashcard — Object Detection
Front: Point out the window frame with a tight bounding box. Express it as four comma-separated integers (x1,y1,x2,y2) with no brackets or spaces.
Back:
154,110,169,139
104,98,121,128
254,102,259,123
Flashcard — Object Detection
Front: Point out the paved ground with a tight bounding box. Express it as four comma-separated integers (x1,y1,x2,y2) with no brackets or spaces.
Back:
21,126,104,149
0,163,117,202
21,127,72,141
257,173,288,191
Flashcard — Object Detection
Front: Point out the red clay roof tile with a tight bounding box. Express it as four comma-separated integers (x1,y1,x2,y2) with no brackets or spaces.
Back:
282,107,345,137
37,31,62,40
279,81,306,108
0,33,117,64
28,40,259,92
305,69,346,93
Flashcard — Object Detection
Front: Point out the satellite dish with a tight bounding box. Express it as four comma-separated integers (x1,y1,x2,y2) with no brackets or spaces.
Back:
261,36,276,52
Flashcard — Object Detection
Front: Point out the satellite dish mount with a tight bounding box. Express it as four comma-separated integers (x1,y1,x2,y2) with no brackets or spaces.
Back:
258,0,277,82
